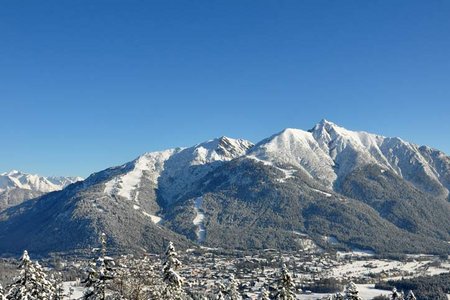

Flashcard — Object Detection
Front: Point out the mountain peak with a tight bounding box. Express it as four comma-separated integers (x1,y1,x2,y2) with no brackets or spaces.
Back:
318,118,336,126
188,136,253,165
310,119,341,132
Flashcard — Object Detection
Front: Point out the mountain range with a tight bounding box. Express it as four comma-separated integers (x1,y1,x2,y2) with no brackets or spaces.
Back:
0,170,82,212
1,120,449,256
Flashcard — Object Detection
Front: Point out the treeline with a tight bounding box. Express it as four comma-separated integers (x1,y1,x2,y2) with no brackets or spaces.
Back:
375,273,450,300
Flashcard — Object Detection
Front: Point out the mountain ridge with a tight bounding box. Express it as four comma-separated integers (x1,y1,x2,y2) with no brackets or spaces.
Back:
0,120,449,256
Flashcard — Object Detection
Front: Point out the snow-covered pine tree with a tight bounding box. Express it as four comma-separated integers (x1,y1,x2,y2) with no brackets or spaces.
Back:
390,288,404,300
344,282,361,300
162,241,185,300
0,284,5,300
405,290,416,300
51,272,67,300
33,261,55,299
274,264,296,300
258,287,270,300
214,282,227,300
226,274,241,300
333,292,344,300
6,250,55,300
83,233,117,300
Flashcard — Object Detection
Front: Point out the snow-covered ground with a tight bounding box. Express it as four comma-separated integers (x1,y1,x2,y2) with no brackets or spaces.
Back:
63,281,85,300
193,196,206,243
297,284,390,300
142,211,162,224
329,257,450,280
310,188,332,197
336,249,375,258
246,155,297,183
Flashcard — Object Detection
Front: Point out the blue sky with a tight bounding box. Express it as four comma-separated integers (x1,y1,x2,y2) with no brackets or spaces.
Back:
1,1,449,177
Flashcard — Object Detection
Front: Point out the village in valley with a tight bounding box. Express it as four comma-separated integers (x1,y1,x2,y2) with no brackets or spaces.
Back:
1,233,449,300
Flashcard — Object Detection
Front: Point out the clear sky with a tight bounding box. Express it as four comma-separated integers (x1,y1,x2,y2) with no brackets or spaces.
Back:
1,1,449,177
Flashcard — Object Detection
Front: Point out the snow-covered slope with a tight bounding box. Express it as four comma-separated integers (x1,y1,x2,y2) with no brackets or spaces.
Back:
158,136,253,203
103,149,178,201
248,128,337,188
0,170,82,210
102,136,254,205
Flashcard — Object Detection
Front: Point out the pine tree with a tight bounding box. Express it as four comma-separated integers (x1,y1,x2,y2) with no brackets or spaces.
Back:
83,233,117,300
390,288,404,300
51,272,67,300
162,241,185,300
6,250,55,300
405,290,416,300
275,264,296,300
226,274,241,300
258,287,270,300
333,292,344,300
0,284,5,300
33,261,55,299
214,282,227,300
344,282,361,300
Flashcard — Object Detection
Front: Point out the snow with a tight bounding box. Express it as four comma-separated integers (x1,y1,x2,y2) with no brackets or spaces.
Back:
247,119,449,195
327,255,450,281
248,128,337,187
337,248,375,258
292,231,318,251
193,197,206,243
312,120,445,189
323,236,339,244
142,211,162,224
188,137,253,165
142,136,253,204
296,284,389,300
133,205,140,210
356,284,391,300
311,188,332,197
292,231,309,237
104,149,175,200
246,155,297,183
63,281,85,300
166,136,253,168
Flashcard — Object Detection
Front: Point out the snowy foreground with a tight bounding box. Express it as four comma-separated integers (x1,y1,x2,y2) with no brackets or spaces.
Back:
294,285,389,299
62,282,390,300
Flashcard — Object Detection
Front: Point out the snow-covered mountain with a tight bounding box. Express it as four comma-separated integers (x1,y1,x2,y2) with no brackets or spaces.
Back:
1,121,449,256
249,119,450,197
0,170,82,211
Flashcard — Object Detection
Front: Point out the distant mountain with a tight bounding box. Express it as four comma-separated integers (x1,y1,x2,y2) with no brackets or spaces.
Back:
0,170,82,211
0,122,449,256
